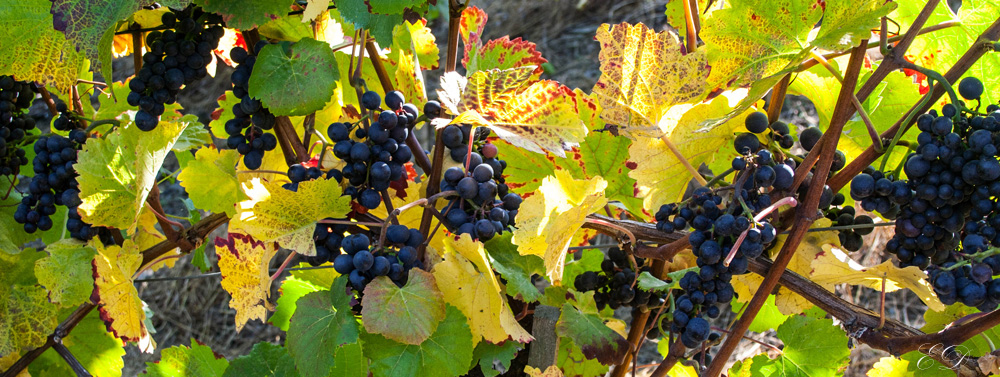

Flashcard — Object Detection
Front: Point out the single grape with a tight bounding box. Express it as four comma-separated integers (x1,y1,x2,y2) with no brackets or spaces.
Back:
959,76,984,100
744,111,769,133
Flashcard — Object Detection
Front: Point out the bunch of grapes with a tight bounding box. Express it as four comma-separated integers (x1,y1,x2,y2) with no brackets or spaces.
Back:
128,6,223,131
821,204,875,251
328,90,416,210
0,76,35,176
574,247,664,311
225,42,278,169
333,226,425,294
441,123,492,163
439,154,522,241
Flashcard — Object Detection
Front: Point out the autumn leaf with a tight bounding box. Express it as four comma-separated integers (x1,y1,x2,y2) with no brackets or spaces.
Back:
436,67,587,157
362,269,446,345
432,234,532,345
91,239,153,349
866,357,911,377
0,0,90,92
591,22,710,138
555,302,629,365
34,239,96,307
525,366,564,377
512,170,607,285
230,177,352,256
214,233,279,332
459,6,487,49
466,36,547,76
393,19,439,71
627,90,753,213
141,339,229,377
177,147,245,217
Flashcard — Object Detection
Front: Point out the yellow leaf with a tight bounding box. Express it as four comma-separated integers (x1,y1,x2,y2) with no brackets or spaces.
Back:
215,232,278,332
177,147,246,217
231,177,352,256
524,365,564,377
301,0,327,22
133,208,177,271
591,22,710,138
432,234,532,345
112,34,132,58
437,67,587,157
91,239,152,348
627,90,753,213
867,356,911,377
512,170,607,285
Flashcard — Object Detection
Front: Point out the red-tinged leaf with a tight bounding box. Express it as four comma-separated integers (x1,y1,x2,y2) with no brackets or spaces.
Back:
459,6,487,50
213,233,279,332
466,36,548,76
592,22,710,138
555,303,628,365
361,269,446,345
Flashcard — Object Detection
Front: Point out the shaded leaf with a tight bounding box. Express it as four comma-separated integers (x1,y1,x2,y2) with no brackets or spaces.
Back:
485,233,545,303
34,239,96,307
556,338,608,377
336,0,403,46
362,305,474,377
223,342,298,377
287,276,359,375
362,269,445,345
472,341,521,377
194,0,294,30
555,303,628,365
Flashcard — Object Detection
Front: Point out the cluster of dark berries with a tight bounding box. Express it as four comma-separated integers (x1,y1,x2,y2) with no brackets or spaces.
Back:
225,42,278,169
440,152,521,242
574,247,664,311
0,76,35,176
128,7,224,131
333,227,425,293
822,204,875,251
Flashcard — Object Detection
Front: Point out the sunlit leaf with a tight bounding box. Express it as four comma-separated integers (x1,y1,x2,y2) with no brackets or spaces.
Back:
728,316,849,377
214,233,279,332
0,0,90,92
193,0,294,30
140,339,229,377
34,239,96,307
249,38,339,116
178,147,245,217
92,239,152,348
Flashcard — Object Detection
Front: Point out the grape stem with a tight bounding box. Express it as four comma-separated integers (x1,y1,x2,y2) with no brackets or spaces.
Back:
724,196,798,266
660,135,709,187
682,0,698,53
584,218,636,246
878,76,937,171
270,251,299,282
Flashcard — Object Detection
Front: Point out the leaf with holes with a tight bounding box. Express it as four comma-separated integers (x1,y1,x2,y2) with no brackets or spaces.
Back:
0,0,89,92
178,147,245,217
92,239,153,348
214,233,278,332
362,305,474,377
248,38,339,116
472,341,521,377
362,269,446,345
141,339,229,377
286,276,359,376
76,121,188,232
432,234,532,345
34,239,96,307
555,302,628,365
512,171,607,285
230,177,351,257
591,22,710,138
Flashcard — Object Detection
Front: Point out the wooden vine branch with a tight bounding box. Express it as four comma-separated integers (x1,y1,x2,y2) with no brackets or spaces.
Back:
706,41,869,377
610,256,669,377
35,83,59,117
1,303,94,377
829,14,1000,191
52,342,91,377
650,338,685,377
854,0,941,103
766,74,790,124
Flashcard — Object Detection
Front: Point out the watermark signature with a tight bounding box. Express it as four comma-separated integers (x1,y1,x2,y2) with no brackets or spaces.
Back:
915,343,973,372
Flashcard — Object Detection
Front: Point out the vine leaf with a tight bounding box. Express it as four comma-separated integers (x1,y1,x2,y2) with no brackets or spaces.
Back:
0,0,89,92
0,247,57,362
362,269,446,345
466,37,547,76
331,342,369,377
214,232,278,332
512,171,607,285
729,316,849,377
865,356,912,377
192,0,294,30
484,233,545,303
178,147,245,217
58,311,126,377
223,342,298,377
270,263,336,331
524,366,564,377
921,304,1000,359
77,121,188,232
208,92,244,139
286,276,359,375
812,0,898,51
627,90,752,213
432,234,533,345
436,67,588,157
230,177,351,257
249,38,339,117
458,6,488,51
300,0,327,22
664,0,710,37
393,19,439,70
172,118,213,152
362,305,475,377
472,341,522,377
34,239,96,307
555,302,629,365
140,339,229,377
730,295,791,333
335,0,403,46
591,22,710,139
91,239,153,348
557,338,609,377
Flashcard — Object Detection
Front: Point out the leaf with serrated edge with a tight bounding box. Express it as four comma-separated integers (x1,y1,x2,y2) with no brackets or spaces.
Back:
92,239,152,347
591,22,710,139
301,0,327,22
271,262,337,331
230,177,351,256
466,36,547,76
193,0,292,30
813,0,896,50
172,117,212,152
223,342,298,377
362,305,474,377
141,339,229,377
472,341,521,377
512,170,607,285
178,147,244,217
393,19,439,70
433,234,532,345
627,90,752,213
458,6,487,49
77,121,187,232
336,0,402,46
362,269,445,345
524,366,564,377
286,276,358,374
62,310,126,377
249,38,339,116
0,0,92,92
555,302,628,365
34,239,96,307
214,233,278,332
485,233,545,303
730,316,849,377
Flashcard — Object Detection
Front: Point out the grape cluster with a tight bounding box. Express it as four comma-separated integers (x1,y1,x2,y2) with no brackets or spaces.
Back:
743,111,795,149
439,148,522,242
0,76,35,176
225,42,278,169
328,90,417,210
333,227,426,293
822,204,875,251
573,247,664,311
441,123,491,163
128,7,223,131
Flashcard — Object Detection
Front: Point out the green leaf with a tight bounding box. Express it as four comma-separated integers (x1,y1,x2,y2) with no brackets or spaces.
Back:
76,121,188,232
562,248,604,291
636,268,697,293
362,305,474,377
0,285,60,360
812,0,897,51
664,0,709,38
259,13,314,42
30,309,127,377
0,0,90,92
731,294,790,333
177,147,244,217
367,0,426,14
249,38,339,117
471,341,521,377
557,338,609,377
921,304,1000,357
362,269,445,345
336,0,404,46
223,342,298,377
485,233,544,303
208,92,243,139
94,80,135,121
141,339,230,377
287,276,358,375
34,239,96,307
555,303,628,365
193,0,295,30
172,116,213,152
330,342,368,377
270,269,332,331
730,315,849,377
